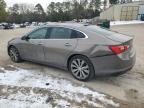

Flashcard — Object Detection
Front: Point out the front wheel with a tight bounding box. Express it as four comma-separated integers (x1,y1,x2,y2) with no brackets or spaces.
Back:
68,55,95,81
9,46,22,63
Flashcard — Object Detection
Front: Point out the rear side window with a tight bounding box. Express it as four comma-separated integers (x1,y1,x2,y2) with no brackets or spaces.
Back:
49,27,72,39
71,30,86,38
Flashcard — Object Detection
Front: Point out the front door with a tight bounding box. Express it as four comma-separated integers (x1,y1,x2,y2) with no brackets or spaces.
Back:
19,27,48,61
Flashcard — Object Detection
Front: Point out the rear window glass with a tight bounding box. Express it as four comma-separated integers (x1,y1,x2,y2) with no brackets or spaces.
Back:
87,26,115,36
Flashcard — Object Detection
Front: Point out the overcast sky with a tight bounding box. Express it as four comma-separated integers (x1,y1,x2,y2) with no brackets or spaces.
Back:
5,0,64,10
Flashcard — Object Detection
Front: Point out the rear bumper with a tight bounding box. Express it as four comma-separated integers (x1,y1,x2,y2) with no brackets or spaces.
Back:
90,53,136,76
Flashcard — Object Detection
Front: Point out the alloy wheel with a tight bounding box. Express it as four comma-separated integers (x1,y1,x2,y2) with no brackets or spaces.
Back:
9,48,18,62
71,59,90,80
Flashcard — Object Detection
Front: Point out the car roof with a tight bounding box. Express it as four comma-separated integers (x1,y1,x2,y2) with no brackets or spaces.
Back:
48,22,80,26
42,23,88,29
41,23,96,35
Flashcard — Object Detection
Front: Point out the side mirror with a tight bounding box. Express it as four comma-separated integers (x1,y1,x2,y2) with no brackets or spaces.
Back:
21,35,30,41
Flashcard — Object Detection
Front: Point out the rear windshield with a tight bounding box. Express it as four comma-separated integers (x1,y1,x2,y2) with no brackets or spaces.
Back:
87,26,115,36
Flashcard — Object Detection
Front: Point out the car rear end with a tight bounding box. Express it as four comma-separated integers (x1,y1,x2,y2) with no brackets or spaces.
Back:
87,26,136,76
108,38,135,75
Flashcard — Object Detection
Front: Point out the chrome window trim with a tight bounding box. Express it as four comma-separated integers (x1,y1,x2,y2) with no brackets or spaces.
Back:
25,26,88,40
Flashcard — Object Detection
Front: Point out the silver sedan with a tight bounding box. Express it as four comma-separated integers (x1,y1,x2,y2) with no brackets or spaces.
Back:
8,23,136,81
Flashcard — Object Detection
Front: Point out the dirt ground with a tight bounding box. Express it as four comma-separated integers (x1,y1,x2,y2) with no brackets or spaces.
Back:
0,24,144,108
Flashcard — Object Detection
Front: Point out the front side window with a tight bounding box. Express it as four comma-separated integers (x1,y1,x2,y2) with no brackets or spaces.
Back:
49,27,72,39
28,28,48,39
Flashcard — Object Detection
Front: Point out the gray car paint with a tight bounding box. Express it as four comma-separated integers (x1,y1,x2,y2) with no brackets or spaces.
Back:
8,23,136,75
42,38,77,66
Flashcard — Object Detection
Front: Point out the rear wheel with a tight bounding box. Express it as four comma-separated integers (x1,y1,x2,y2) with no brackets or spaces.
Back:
68,55,95,81
9,46,21,63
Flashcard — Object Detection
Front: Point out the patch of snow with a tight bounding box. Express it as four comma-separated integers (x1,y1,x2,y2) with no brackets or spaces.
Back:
54,99,70,108
110,20,144,26
7,90,47,104
7,65,15,68
0,66,5,71
0,66,119,108
0,99,53,108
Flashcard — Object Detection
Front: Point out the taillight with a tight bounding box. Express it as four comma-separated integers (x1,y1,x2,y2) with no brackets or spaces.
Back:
109,45,130,54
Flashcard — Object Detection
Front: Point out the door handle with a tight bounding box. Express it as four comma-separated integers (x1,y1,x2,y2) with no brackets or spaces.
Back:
65,43,72,46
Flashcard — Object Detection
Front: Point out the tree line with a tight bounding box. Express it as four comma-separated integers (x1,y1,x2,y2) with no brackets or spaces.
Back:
0,0,125,23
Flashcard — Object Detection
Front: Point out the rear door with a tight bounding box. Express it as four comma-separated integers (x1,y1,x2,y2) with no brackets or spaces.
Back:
43,27,77,66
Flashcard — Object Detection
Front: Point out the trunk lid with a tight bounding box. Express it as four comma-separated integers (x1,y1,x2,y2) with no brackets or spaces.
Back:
86,25,133,43
104,32,133,43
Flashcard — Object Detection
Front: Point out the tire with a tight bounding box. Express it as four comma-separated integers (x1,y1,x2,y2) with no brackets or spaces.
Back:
9,46,22,63
68,55,95,81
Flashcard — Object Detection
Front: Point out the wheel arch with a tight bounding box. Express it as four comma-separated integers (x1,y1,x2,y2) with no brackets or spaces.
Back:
67,54,89,70
8,45,17,55
67,54,95,81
